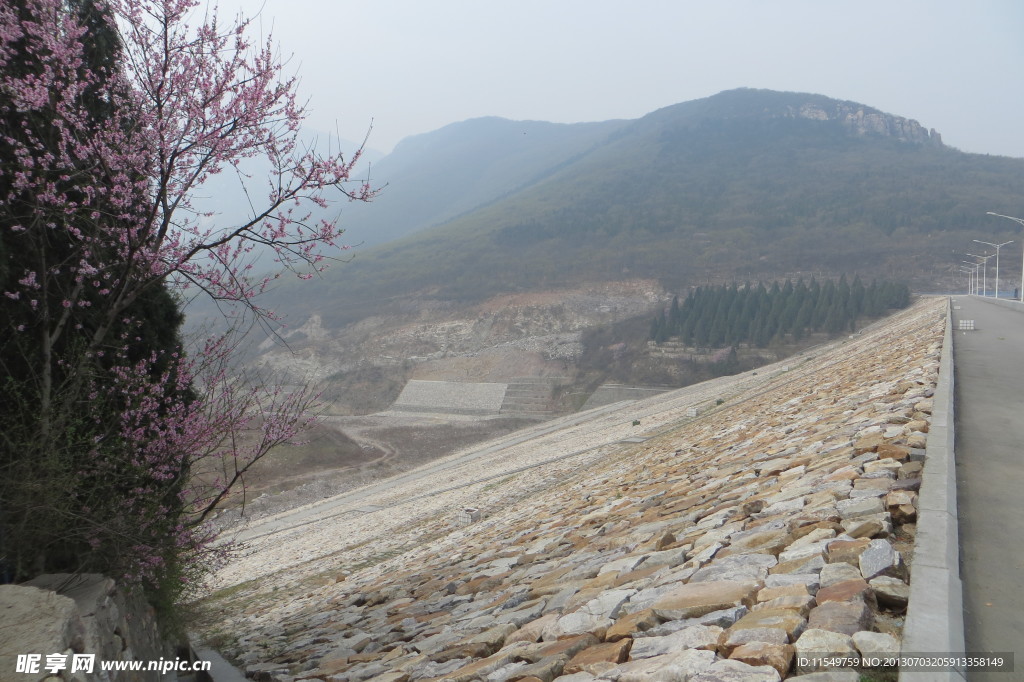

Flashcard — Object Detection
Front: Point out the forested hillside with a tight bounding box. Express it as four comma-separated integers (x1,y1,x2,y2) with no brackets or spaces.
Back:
650,277,911,347
254,88,1023,332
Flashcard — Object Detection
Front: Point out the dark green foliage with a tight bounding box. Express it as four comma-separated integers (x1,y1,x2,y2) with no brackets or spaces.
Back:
649,278,912,347
0,0,191,596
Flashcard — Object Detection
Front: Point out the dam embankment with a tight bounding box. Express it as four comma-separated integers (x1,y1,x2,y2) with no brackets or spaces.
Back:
199,299,956,681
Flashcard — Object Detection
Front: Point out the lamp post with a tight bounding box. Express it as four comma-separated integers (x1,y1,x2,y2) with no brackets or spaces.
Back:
966,253,995,296
973,239,1014,299
986,213,1024,300
962,261,981,295
959,266,977,295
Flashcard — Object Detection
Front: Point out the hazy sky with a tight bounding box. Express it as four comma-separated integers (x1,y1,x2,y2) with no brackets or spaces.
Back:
224,0,1024,158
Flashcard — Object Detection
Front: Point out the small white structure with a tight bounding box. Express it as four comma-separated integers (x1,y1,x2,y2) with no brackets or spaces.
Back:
686,407,699,417
957,319,976,331
457,507,482,524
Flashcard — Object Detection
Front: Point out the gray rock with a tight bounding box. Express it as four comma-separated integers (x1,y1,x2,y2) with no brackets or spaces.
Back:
689,658,782,682
580,589,637,619
689,554,777,583
869,576,909,609
836,497,885,520
793,629,857,674
852,630,900,657
628,625,719,658
641,547,690,568
764,574,820,592
818,563,862,588
807,600,873,636
858,539,901,580
618,584,678,615
598,648,717,681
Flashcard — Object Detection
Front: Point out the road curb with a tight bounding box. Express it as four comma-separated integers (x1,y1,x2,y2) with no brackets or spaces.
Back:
900,296,966,681
968,293,1024,312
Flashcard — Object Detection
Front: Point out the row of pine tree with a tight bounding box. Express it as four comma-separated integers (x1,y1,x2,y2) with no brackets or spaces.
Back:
650,276,911,348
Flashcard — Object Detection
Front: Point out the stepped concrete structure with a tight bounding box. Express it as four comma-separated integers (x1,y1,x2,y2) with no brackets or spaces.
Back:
500,378,565,420
390,380,509,417
201,299,973,681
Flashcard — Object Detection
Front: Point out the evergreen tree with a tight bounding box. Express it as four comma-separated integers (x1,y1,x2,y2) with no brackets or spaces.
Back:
1,0,193,582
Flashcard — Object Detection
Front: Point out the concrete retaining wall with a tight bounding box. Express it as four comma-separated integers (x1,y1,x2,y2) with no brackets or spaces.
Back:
0,574,173,682
900,297,966,682
391,380,508,416
580,384,670,410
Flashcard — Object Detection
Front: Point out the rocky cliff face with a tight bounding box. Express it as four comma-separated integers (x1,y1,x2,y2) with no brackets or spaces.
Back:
789,100,942,146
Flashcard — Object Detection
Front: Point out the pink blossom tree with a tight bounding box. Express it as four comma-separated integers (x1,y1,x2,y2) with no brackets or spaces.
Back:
0,0,372,603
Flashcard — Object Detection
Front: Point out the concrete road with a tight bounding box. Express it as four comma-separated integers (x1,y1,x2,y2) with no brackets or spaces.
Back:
951,296,1024,679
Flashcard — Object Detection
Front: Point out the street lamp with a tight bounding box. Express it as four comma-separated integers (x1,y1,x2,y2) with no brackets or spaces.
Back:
973,239,1014,299
962,261,981,295
959,266,976,295
966,253,995,296
986,212,1024,300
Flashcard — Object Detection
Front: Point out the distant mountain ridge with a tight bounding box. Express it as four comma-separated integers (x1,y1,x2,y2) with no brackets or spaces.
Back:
340,116,626,247
639,88,942,146
246,88,1023,332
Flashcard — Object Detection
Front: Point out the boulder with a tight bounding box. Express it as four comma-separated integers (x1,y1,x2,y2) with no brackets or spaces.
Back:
793,629,857,674
651,580,760,621
807,601,873,636
729,641,795,678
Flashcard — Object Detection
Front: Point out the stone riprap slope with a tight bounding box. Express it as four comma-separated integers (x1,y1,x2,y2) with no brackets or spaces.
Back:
202,298,945,682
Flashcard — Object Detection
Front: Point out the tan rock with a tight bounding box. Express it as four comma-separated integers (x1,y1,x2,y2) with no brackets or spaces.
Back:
756,584,810,603
362,673,410,682
729,641,795,678
814,579,872,606
769,554,826,575
438,644,534,682
721,627,790,656
853,477,894,491
523,633,599,663
651,580,760,620
906,433,927,448
507,613,559,645
852,433,885,454
826,538,870,566
906,419,929,433
563,639,632,674
876,443,910,461
751,593,815,617
720,528,790,556
729,607,807,642
604,608,662,642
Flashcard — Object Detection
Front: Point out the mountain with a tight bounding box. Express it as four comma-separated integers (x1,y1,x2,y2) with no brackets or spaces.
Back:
338,116,627,247
261,88,1024,330
201,88,1024,412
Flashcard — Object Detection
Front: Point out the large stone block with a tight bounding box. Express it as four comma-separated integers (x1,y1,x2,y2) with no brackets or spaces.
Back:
651,580,760,621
